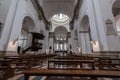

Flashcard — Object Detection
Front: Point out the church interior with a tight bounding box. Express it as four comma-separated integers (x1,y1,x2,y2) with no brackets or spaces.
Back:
0,0,120,80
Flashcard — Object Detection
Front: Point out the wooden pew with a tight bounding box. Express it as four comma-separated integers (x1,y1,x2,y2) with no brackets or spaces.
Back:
48,59,95,70
55,54,120,71
96,58,120,70
54,56,83,60
3,54,55,70
3,56,33,69
0,60,14,80
54,55,94,60
23,68,120,80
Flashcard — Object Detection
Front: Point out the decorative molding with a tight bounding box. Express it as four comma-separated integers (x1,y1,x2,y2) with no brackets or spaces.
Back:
70,0,83,30
31,0,50,30
93,51,120,54
79,31,89,33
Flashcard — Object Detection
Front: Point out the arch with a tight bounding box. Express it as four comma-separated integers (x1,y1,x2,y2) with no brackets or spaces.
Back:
112,0,120,17
80,15,90,31
112,0,120,35
79,15,92,54
22,16,35,32
54,26,68,40
105,19,117,35
17,16,35,53
54,26,68,33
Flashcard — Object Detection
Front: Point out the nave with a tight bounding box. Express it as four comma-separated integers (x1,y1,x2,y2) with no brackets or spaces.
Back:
1,0,120,80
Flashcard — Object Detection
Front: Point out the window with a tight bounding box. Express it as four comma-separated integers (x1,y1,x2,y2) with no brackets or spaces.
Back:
60,44,62,50
105,19,116,36
51,13,70,24
64,43,67,50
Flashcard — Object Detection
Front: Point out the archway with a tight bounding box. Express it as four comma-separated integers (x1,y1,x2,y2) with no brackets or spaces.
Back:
112,0,120,35
54,26,68,55
17,16,35,53
79,15,92,54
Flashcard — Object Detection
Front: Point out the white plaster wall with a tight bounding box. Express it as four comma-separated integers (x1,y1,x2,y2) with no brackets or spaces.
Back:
0,0,11,23
0,0,19,51
77,0,120,52
95,0,120,51
0,0,47,53
70,30,74,53
76,0,100,53
74,19,82,52
70,28,78,54
39,21,48,53
74,0,120,52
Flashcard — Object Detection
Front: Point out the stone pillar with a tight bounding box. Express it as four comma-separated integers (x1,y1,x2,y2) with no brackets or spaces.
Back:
0,0,19,53
80,32,91,54
66,32,71,53
49,38,53,53
48,32,55,53
62,43,64,51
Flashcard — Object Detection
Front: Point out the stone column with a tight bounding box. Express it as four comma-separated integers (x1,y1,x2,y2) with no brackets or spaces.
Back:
80,32,91,54
0,0,19,53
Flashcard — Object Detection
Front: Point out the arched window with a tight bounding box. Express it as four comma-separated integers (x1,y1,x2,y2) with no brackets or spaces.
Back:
64,43,67,50
105,19,116,36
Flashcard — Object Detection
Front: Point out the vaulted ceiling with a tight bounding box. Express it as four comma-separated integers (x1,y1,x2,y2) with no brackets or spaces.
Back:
37,0,78,21
31,0,83,30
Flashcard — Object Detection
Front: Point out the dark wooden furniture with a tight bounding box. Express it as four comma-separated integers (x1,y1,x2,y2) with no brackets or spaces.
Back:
0,60,14,80
48,59,95,70
96,58,120,70
23,68,120,80
22,32,45,53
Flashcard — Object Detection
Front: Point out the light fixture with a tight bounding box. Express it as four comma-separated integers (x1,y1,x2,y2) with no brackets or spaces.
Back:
12,38,18,45
90,41,96,45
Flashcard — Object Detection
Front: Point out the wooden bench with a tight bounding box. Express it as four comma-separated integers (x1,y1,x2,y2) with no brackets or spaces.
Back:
48,59,95,70
3,56,33,69
4,56,42,69
23,68,120,80
54,56,83,60
0,60,14,80
96,58,120,70
54,55,94,60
